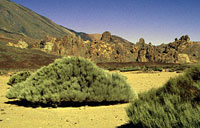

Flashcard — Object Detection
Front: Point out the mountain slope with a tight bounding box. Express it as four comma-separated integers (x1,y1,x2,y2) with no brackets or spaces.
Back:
0,43,59,69
0,0,74,41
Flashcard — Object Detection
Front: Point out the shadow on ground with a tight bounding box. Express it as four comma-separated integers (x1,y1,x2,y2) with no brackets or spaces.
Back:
117,122,142,128
5,100,128,108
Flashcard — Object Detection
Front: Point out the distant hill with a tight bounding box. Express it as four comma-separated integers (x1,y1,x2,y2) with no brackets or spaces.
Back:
67,28,130,43
0,0,74,43
87,34,102,41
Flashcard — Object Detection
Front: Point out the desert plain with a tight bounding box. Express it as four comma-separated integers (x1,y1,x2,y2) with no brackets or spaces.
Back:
0,71,179,128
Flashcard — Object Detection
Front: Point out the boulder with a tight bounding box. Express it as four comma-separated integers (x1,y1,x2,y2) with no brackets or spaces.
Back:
100,31,112,42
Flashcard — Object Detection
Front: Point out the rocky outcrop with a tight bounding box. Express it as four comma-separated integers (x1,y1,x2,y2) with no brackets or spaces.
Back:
139,38,145,44
177,54,190,63
7,40,28,48
179,35,190,42
134,35,195,63
35,35,86,57
137,49,147,62
34,34,200,64
52,35,86,57
100,31,112,42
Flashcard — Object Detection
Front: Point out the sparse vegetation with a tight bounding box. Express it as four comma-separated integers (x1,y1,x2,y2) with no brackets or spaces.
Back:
0,44,59,69
6,56,136,106
166,64,191,72
142,66,163,72
7,71,31,86
98,62,190,73
151,66,163,72
126,64,200,127
120,66,141,72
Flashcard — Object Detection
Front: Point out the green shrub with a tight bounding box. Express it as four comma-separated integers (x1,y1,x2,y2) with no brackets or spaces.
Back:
166,64,191,72
7,71,31,86
152,66,163,72
141,66,152,72
126,64,200,128
120,66,141,72
142,66,163,72
107,67,118,71
127,94,200,128
6,56,136,106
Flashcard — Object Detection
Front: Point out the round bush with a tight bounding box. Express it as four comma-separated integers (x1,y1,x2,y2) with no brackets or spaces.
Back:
126,64,200,128
7,71,31,86
6,56,136,106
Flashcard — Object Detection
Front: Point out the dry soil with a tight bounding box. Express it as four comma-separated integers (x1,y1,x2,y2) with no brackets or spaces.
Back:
0,71,180,128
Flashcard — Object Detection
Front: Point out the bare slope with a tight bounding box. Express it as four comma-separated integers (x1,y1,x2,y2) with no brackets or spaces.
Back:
0,0,74,41
0,44,59,69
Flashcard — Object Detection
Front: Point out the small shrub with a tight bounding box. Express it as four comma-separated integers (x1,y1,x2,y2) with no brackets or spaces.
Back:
120,66,141,72
7,71,31,86
152,66,163,72
6,56,136,106
126,64,200,128
141,66,152,72
107,67,118,71
166,64,191,72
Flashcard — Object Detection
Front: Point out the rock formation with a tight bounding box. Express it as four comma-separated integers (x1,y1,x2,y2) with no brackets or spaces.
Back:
7,40,28,48
33,34,200,64
100,31,112,42
177,54,190,63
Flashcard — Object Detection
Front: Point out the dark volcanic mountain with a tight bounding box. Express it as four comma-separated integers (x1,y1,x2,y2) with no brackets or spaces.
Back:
0,0,74,43
0,0,130,44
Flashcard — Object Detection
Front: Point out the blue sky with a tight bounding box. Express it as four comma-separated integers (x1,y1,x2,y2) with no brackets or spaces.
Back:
12,0,200,45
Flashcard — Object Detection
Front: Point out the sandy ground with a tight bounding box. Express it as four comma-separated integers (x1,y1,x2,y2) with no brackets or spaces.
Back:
0,71,180,128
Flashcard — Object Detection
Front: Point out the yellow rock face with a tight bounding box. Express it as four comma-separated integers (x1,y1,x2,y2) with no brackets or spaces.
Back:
43,42,54,52
7,40,28,49
177,54,190,64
